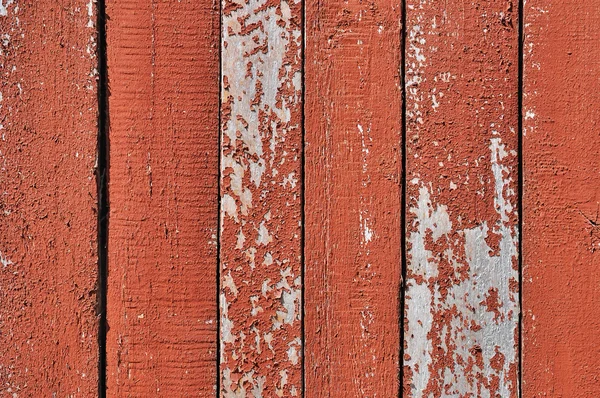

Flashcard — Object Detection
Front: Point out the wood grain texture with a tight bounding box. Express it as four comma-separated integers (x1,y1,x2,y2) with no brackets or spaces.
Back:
522,1,600,396
304,0,402,395
219,0,303,396
0,1,99,395
403,1,519,396
105,0,219,395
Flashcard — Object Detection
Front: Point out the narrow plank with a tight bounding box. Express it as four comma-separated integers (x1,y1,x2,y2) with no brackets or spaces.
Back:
219,0,303,395
304,0,402,395
105,0,219,394
0,1,99,395
522,1,600,395
403,1,519,396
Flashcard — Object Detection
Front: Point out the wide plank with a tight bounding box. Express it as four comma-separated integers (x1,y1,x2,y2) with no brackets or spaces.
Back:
219,0,303,395
304,0,403,395
403,1,520,396
0,1,99,395
105,0,220,394
522,1,600,395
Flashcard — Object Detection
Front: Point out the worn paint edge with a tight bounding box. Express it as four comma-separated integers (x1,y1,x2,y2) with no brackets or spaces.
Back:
300,0,306,394
217,0,223,393
517,0,524,396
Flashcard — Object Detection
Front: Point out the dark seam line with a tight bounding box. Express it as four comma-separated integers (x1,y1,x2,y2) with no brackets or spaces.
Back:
399,0,407,396
517,0,524,396
300,0,306,395
95,0,109,396
217,0,223,395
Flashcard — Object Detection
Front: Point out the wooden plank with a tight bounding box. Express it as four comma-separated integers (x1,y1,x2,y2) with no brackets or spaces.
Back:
522,1,600,395
105,0,219,395
0,1,99,395
304,0,403,395
219,0,303,395
403,1,519,396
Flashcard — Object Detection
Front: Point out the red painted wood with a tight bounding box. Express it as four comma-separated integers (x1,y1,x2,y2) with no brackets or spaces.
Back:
523,1,600,395
105,0,219,395
0,1,99,395
304,0,403,395
403,1,519,396
219,0,303,395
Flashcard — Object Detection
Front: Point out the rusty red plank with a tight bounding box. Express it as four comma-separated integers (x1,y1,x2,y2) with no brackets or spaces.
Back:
105,0,219,394
304,0,403,395
219,0,303,395
403,1,520,396
0,1,99,395
522,1,600,395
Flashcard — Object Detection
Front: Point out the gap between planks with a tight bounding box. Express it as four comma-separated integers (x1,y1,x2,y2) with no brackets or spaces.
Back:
95,0,109,396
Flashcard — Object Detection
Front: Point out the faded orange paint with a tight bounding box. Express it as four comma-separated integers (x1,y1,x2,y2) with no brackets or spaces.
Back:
523,1,600,395
105,0,220,395
0,0,99,395
403,1,520,396
219,0,303,395
304,0,402,395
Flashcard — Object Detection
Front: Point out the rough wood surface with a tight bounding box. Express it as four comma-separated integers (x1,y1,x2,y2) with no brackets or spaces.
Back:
105,0,220,395
304,0,403,395
219,0,303,396
0,1,99,395
403,1,520,396
522,1,600,395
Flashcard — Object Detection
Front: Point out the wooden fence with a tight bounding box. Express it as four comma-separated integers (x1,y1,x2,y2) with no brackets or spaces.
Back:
0,0,599,396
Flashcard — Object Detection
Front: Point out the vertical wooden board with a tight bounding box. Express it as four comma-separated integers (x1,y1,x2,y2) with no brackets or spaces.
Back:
403,1,519,396
523,1,600,395
105,0,219,395
0,0,99,395
304,0,402,395
219,0,302,395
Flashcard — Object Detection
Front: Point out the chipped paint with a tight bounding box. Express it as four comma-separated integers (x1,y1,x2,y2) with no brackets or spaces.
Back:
404,1,519,396
406,139,518,397
220,0,302,394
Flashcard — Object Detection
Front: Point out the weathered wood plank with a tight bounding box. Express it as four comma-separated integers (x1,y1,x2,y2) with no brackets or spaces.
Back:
304,0,403,395
522,1,600,395
403,1,520,396
105,0,219,394
0,1,99,395
219,0,303,396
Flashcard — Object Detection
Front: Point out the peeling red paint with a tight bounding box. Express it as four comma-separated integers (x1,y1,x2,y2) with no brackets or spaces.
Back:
220,0,303,395
403,1,519,397
4,0,600,396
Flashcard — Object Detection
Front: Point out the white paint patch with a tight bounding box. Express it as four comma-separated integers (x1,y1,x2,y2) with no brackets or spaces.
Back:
1,251,13,267
256,221,272,246
0,0,13,17
86,0,94,28
220,293,235,348
286,338,300,365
